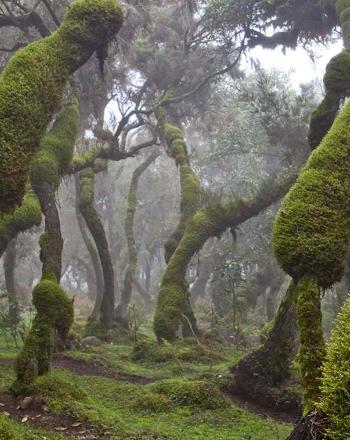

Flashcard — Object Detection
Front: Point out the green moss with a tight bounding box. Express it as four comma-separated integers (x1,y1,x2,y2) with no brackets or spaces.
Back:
13,280,74,394
31,100,80,190
318,296,350,439
0,415,16,440
295,276,325,410
132,392,172,413
156,108,201,263
154,201,244,341
151,378,229,409
308,0,350,149
79,168,95,207
0,188,41,257
28,374,90,415
273,98,350,410
273,101,350,288
132,339,223,363
0,0,123,214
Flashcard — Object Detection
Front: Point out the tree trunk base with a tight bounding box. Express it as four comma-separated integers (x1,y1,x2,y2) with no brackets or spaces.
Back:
286,410,328,440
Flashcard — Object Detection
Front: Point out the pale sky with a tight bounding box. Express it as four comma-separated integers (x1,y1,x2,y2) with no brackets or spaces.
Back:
245,40,344,87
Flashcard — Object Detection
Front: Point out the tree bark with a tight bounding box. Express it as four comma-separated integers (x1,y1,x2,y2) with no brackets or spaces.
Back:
74,175,103,321
229,281,300,414
78,167,115,329
153,172,297,341
115,151,159,324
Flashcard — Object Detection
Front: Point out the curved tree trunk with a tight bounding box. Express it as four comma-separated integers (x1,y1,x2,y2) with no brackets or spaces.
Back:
115,151,159,325
156,107,201,336
153,172,296,341
13,101,78,394
78,166,115,329
74,175,103,321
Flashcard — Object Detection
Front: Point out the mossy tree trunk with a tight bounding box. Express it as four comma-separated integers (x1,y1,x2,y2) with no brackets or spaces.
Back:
229,281,300,414
153,173,296,341
78,165,115,330
12,101,79,394
156,107,202,337
115,151,159,325
295,277,325,409
74,175,103,322
0,0,123,214
0,189,42,259
272,1,350,411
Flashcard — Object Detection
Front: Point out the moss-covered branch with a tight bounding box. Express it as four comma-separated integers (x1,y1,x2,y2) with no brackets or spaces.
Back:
115,151,159,324
153,173,297,341
156,108,202,262
12,101,80,394
0,188,41,258
78,163,115,330
0,0,123,214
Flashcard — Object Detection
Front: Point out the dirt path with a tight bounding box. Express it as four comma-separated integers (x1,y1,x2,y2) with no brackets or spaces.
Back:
0,355,154,438
52,354,154,384
0,390,110,439
228,392,300,424
0,355,154,385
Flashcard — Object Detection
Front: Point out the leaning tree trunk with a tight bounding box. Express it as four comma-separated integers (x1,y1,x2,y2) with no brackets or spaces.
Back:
156,107,201,336
12,101,79,394
153,173,296,342
78,165,115,330
115,151,159,325
74,175,103,322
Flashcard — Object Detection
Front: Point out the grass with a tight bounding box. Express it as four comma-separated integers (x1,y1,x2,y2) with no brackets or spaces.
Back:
0,327,293,439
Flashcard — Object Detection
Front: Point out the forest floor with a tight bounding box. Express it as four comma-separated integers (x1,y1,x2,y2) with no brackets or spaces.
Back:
0,322,295,440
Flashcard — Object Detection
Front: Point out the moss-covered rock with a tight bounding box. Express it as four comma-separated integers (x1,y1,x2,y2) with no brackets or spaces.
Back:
0,0,123,214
